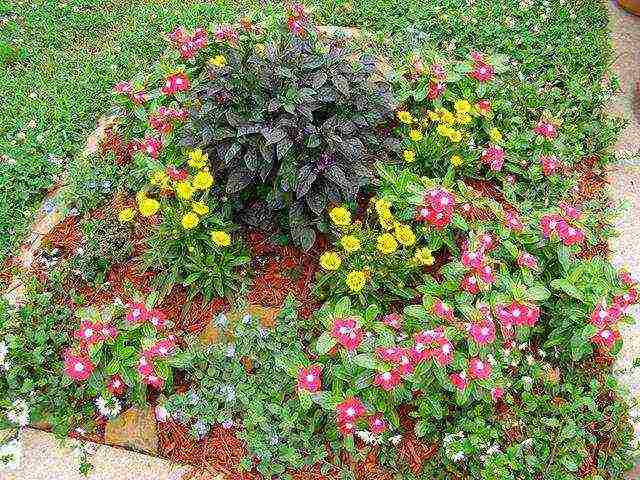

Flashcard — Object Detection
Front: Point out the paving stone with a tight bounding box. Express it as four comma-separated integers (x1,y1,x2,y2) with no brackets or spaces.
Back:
105,407,158,455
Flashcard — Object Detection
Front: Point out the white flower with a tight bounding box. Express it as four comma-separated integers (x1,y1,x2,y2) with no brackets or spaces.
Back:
389,435,402,445
0,439,22,470
451,451,465,462
486,444,501,455
356,430,376,444
6,399,29,427
526,355,535,365
522,438,534,448
155,405,169,423
0,341,8,363
94,396,121,418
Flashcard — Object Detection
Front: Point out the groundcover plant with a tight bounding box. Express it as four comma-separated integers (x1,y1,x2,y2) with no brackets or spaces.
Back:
0,3,637,480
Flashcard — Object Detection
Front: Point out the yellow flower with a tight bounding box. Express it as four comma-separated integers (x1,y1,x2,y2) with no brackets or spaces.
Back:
439,109,455,125
377,233,398,255
319,251,342,271
188,149,208,169
397,111,413,124
211,230,231,247
451,155,463,167
150,170,169,186
436,124,450,137
181,212,199,230
192,201,209,216
447,129,463,143
394,224,416,246
414,247,435,266
176,181,195,200
346,270,366,293
455,113,472,125
138,198,160,217
454,100,472,114
403,149,416,163
329,206,351,226
427,110,440,122
193,170,214,190
208,55,227,68
254,43,266,55
409,129,423,142
340,235,361,253
136,191,147,203
118,208,135,223
489,127,503,143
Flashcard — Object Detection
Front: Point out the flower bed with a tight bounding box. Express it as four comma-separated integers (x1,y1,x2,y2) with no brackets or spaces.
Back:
0,4,637,479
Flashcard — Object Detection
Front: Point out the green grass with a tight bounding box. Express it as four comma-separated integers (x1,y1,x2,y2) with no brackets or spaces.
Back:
0,0,616,262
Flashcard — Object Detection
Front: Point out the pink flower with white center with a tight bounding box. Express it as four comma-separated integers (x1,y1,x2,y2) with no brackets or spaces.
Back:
126,302,149,324
161,72,190,95
490,387,505,402
396,351,415,376
504,210,524,232
297,365,322,392
64,353,94,382
540,155,560,176
107,374,126,396
469,320,496,345
73,321,103,346
338,420,356,436
336,397,366,423
137,355,154,377
468,357,492,380
148,309,167,330
615,288,638,309
479,265,496,285
497,302,536,328
369,414,388,434
382,313,403,330
469,62,495,82
433,299,455,321
534,120,557,139
517,252,539,270
591,328,620,349
450,372,468,391
557,223,585,246
479,234,494,251
427,189,455,212
559,202,582,220
100,323,118,340
114,81,132,94
524,305,540,326
373,370,402,391
427,81,446,100
131,90,148,105
476,99,491,115
376,347,404,363
434,339,454,366
480,145,505,172
331,317,364,351
143,374,165,389
461,274,480,294
619,270,635,286
147,338,176,358
590,304,622,328
425,208,453,229
539,214,564,238
461,249,485,269
411,330,439,363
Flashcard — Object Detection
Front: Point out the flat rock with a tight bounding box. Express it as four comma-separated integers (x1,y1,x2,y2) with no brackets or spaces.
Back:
105,407,158,455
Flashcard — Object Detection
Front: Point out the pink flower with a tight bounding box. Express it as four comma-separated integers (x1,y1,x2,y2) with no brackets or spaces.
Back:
433,340,454,366
136,137,162,159
497,302,537,328
490,387,504,402
214,25,239,44
479,265,496,285
559,202,582,221
461,249,485,269
338,420,356,436
476,99,491,114
469,320,496,345
426,188,456,212
557,223,585,246
330,317,364,351
369,414,388,434
412,329,443,362
297,365,322,392
427,81,446,100
614,288,638,309
540,155,560,176
539,214,564,238
479,234,494,251
433,299,455,321
590,304,622,328
534,120,557,139
126,302,149,324
100,323,118,340
168,26,189,44
396,351,415,376
517,252,539,270
468,357,492,380
469,62,495,82
143,374,165,389
470,51,486,62
147,338,176,358
148,309,168,330
591,328,620,349
107,374,126,396
137,355,154,377
431,63,447,80
382,313,403,330
450,372,468,391
619,270,635,286
336,397,366,423
461,274,480,294
480,145,505,171
166,167,188,181
373,370,402,391
161,72,190,95
74,321,103,346
64,353,94,382
114,81,132,94
505,210,524,232
376,346,404,363
131,90,148,105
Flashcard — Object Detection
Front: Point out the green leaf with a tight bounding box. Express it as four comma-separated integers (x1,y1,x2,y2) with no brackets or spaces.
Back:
526,285,551,302
364,304,380,324
316,332,337,355
550,279,585,301
353,353,377,370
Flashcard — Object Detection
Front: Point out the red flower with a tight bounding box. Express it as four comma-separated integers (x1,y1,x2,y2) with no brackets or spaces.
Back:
468,357,492,380
396,350,415,376
297,365,322,392
450,372,468,391
540,155,560,176
479,265,496,285
517,252,539,270
137,355,154,377
476,99,492,114
148,309,168,330
382,313,402,330
591,328,620,349
146,338,176,358
107,374,126,396
469,62,495,82
373,370,402,391
336,397,366,423
490,387,505,402
337,420,356,436
161,72,190,95
369,414,388,434
461,274,480,294
64,353,94,382
497,302,537,328
433,339,454,366
480,145,505,171
166,167,188,181
73,320,103,346
376,346,404,363
479,234,494,251
534,120,557,139
426,188,455,212
136,137,162,159
469,319,496,345
126,302,149,324
427,81,446,100
433,299,455,321
331,317,364,352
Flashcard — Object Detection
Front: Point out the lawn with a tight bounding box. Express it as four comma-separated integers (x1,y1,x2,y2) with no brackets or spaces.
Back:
0,0,618,263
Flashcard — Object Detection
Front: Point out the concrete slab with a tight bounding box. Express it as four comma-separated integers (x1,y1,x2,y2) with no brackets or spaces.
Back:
2,428,189,480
